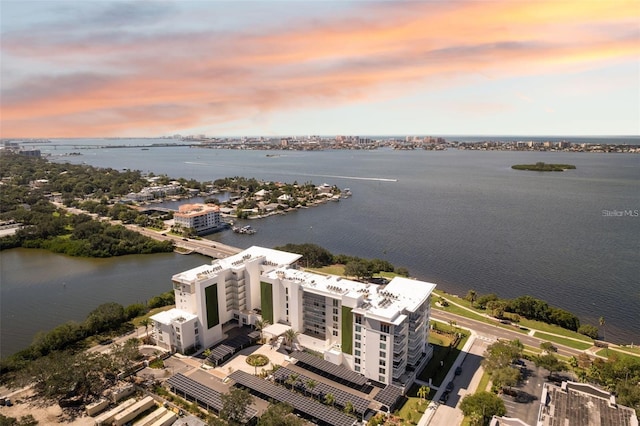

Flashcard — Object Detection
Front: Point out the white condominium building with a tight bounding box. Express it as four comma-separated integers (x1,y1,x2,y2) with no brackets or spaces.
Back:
173,203,222,234
151,246,436,388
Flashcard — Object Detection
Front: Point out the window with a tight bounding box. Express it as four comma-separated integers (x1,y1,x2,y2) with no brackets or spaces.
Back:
332,330,338,336
286,288,289,294
355,325,361,332
355,365,361,372
380,323,390,333
380,343,386,350
333,315,339,322
379,367,385,374
333,299,339,307
355,358,360,365
380,360,386,366
355,349,361,356
355,334,361,341
355,342,361,349
379,375,385,382
380,351,386,358
380,335,386,342
355,315,362,324
333,308,338,315
195,328,199,335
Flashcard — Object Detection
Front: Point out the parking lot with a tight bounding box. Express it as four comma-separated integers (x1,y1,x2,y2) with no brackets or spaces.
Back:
498,359,547,426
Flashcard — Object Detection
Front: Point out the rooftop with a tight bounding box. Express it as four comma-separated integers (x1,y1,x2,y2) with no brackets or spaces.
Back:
172,246,302,283
150,308,197,325
264,266,435,321
539,381,638,426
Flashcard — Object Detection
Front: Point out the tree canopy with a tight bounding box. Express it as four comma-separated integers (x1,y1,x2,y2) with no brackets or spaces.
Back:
460,391,506,426
257,403,304,426
220,388,253,426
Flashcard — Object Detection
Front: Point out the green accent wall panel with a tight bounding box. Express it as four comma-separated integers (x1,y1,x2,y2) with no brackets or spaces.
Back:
260,281,274,324
341,306,353,354
204,284,219,329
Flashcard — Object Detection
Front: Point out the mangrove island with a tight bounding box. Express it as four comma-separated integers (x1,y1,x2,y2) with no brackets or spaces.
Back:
512,162,576,172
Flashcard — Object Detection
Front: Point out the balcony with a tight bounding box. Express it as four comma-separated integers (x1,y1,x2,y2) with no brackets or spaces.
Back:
393,323,407,336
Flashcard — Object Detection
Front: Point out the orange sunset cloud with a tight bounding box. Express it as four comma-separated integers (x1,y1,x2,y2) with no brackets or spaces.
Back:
1,0,638,137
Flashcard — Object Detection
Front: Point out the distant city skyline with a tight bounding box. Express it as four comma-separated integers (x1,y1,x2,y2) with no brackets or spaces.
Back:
1,1,638,138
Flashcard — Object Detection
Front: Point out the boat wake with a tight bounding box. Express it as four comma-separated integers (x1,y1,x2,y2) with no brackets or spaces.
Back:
182,162,396,182
304,173,397,182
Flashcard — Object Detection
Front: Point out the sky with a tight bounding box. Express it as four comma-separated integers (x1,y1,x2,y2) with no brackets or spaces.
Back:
1,0,639,138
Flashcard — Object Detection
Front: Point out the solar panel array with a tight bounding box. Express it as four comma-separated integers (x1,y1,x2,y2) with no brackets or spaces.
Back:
273,367,370,414
290,351,368,388
229,370,356,426
206,333,259,365
373,384,404,412
166,373,256,421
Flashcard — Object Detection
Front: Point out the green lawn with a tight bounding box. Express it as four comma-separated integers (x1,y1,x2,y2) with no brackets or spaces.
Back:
132,305,175,326
395,384,434,425
534,332,592,350
306,265,345,276
432,290,594,342
596,348,640,361
517,319,592,341
419,333,469,386
615,345,640,355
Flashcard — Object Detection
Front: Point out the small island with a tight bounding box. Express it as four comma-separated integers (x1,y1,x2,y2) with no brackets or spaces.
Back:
512,162,576,172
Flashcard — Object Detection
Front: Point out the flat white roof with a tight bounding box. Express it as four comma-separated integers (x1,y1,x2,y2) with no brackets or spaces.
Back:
384,276,436,312
262,323,292,338
265,267,435,321
151,308,197,325
173,246,302,283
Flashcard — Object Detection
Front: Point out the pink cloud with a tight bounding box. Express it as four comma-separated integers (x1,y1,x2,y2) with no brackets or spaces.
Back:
1,0,638,137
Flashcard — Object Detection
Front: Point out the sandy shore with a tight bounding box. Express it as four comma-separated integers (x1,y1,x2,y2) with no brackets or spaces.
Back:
0,390,93,425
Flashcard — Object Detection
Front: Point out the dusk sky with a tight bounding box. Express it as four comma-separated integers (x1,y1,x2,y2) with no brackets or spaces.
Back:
1,1,639,138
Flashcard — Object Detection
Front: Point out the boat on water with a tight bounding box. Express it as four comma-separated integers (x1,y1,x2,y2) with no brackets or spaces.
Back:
342,188,352,198
232,225,256,235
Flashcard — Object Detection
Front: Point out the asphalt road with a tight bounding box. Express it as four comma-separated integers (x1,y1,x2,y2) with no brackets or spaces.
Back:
431,310,583,358
128,225,241,258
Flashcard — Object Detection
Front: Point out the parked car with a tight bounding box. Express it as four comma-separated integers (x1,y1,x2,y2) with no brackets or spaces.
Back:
446,381,455,392
439,392,450,403
455,366,462,375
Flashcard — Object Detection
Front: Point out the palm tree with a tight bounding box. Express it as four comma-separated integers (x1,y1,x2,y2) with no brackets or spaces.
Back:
202,348,212,366
599,316,606,341
305,379,317,397
286,373,299,390
417,385,430,402
344,401,354,415
466,290,477,307
324,393,335,407
284,328,300,349
140,318,150,337
254,319,270,344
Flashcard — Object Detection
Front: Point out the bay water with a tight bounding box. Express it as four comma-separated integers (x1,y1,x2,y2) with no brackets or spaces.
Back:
2,140,638,357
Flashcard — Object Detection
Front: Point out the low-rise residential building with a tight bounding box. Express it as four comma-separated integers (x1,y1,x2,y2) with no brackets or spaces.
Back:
173,203,222,234
537,381,638,426
150,246,436,389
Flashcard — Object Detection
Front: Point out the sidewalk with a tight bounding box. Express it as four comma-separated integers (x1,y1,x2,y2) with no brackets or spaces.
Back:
417,332,477,426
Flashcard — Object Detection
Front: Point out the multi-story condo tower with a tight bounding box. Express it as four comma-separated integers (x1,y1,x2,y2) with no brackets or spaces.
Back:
151,246,436,388
173,203,222,235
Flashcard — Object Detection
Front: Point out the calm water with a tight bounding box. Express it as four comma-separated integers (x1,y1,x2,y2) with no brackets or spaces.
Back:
2,141,638,357
0,249,210,357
